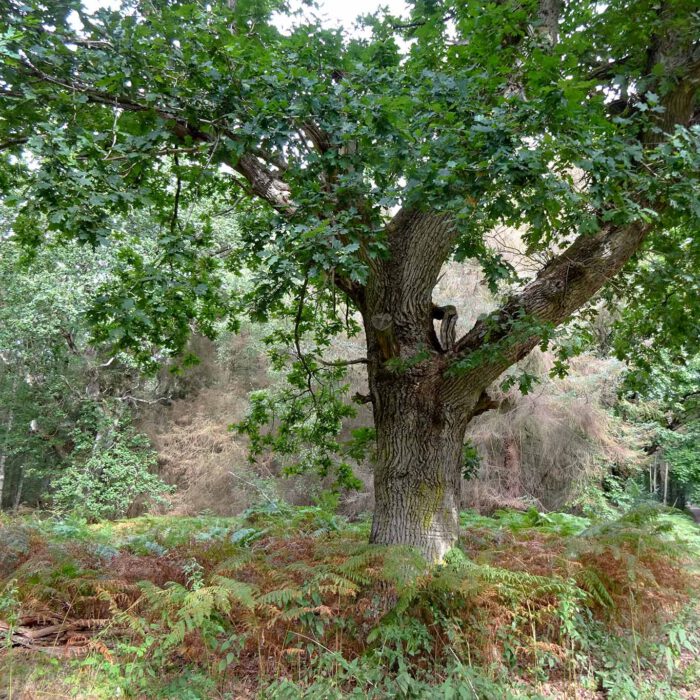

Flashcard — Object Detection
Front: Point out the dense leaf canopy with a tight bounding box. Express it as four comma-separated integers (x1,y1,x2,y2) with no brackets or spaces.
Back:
1,0,698,374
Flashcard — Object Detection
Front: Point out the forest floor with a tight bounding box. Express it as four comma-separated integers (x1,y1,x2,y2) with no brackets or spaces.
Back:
1,505,699,699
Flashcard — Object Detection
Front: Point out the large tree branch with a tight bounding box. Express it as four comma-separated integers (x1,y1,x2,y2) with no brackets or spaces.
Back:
442,10,699,409
14,58,366,310
300,121,333,154
0,136,29,151
445,217,652,402
15,59,296,214
536,0,562,44
234,153,293,213
13,46,389,308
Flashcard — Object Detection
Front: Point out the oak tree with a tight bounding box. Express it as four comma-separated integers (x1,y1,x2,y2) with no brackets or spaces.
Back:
1,0,699,559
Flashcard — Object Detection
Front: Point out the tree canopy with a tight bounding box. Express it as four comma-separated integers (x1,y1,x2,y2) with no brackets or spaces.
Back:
2,0,698,360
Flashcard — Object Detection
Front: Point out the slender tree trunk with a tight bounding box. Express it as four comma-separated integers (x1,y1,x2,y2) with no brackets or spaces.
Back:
0,375,16,510
0,450,6,507
503,435,522,498
13,467,24,511
0,410,10,506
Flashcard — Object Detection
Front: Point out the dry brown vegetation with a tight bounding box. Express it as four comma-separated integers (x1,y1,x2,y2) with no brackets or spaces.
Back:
143,343,636,523
1,507,698,698
139,272,640,521
465,352,640,513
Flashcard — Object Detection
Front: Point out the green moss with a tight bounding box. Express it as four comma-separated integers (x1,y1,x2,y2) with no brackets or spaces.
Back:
415,482,444,530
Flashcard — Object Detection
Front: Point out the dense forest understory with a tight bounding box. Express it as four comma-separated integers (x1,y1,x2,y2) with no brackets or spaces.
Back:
2,0,700,696
2,506,700,699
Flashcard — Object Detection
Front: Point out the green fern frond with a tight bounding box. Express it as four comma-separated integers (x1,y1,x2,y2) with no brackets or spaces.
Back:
287,561,318,574
215,552,253,574
379,546,428,586
578,568,616,608
259,587,305,607
209,575,258,610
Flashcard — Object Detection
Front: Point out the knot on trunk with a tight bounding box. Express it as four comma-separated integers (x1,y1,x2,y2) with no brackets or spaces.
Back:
372,313,400,361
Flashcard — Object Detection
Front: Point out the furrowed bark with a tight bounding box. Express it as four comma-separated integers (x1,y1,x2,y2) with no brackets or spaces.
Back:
369,378,469,562
364,209,457,358
364,210,465,561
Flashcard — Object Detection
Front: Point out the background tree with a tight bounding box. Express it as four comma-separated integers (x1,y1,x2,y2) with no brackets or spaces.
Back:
1,0,699,559
0,209,173,515
615,354,700,508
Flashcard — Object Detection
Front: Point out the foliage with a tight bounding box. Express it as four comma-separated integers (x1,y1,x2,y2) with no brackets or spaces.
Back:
0,504,698,697
1,0,698,500
616,353,700,505
0,222,177,515
608,226,700,376
659,420,700,502
461,439,481,481
236,374,363,492
0,578,20,649
492,507,591,537
52,417,171,521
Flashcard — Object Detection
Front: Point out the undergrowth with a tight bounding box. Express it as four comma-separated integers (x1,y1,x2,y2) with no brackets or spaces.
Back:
1,503,698,699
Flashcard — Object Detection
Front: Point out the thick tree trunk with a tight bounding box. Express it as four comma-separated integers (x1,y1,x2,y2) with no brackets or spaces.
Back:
361,210,472,562
368,375,469,562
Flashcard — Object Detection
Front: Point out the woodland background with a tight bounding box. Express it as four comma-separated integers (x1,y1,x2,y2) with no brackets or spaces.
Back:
2,206,698,522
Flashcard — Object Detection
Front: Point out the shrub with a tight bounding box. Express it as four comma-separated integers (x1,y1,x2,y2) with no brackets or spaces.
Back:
52,426,171,521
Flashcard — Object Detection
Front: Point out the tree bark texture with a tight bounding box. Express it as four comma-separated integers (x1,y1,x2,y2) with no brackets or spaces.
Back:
362,210,477,560
361,206,656,560
0,450,6,508
360,213,654,560
368,374,470,562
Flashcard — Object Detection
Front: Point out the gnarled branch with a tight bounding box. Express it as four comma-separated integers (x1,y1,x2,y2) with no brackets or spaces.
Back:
444,217,652,404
